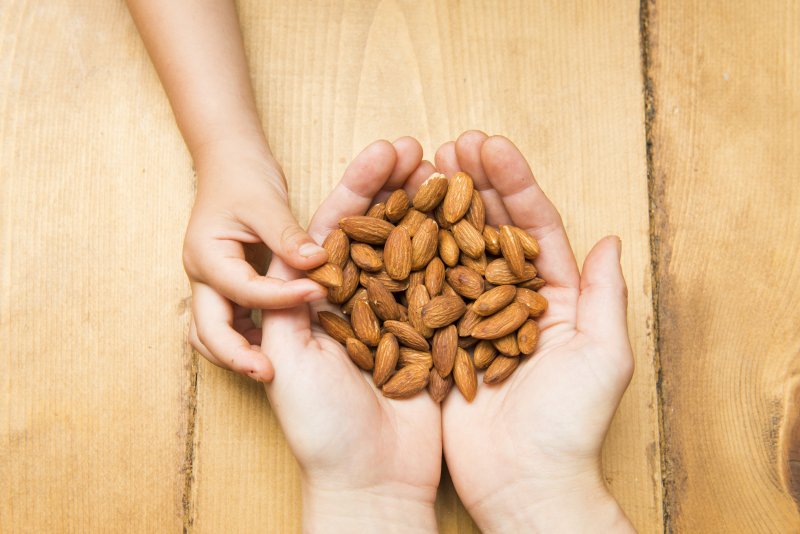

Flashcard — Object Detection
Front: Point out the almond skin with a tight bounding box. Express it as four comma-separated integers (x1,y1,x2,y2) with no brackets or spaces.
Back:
307,262,343,288
511,226,541,260
473,340,498,369
373,332,399,386
424,257,445,297
360,270,409,292
318,311,355,343
518,277,546,291
365,277,401,321
398,209,427,237
352,299,381,346
471,302,529,339
443,172,474,224
412,173,449,212
458,336,479,348
432,325,458,377
350,243,383,272
399,347,433,369
453,347,477,401
515,287,548,318
346,337,374,370
382,364,430,399
428,369,453,403
405,270,425,303
322,229,350,268
517,319,540,355
499,225,526,278
342,287,368,315
460,252,487,276
473,285,517,316
365,202,387,220
421,295,467,329
438,229,460,266
340,216,396,244
452,219,485,259
384,226,412,281
482,225,501,255
465,190,485,232
434,202,450,229
328,260,360,303
485,258,537,285
484,355,519,385
385,189,410,222
456,304,482,337
408,285,434,338
492,332,521,356
383,320,430,351
446,266,484,300
411,219,439,270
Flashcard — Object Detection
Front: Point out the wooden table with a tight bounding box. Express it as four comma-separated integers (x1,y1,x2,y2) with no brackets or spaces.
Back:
2,1,798,531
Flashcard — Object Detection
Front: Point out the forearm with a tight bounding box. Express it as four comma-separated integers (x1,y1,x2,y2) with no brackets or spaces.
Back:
126,0,268,162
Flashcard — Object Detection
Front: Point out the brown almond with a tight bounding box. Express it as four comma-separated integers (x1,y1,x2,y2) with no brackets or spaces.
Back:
434,202,450,229
443,172,474,224
408,285,434,338
340,216,395,244
471,302,529,339
396,303,409,322
385,189,410,222
473,340,498,369
499,225,526,278
518,277,546,291
460,252,487,276
453,347,477,401
452,219,485,259
360,270,409,292
399,347,433,369
411,219,439,270
373,332,399,386
382,364,430,399
441,281,460,298
350,243,383,272
465,190,485,232
365,277,401,321
384,226,412,281
432,325,458,377
345,337,374,370
492,333,520,356
352,299,381,346
318,311,355,344
307,262,343,288
515,287,548,318
365,202,387,220
405,271,425,303
458,336,479,348
457,304,482,337
412,173,448,212
445,266,485,300
484,356,519,385
421,295,467,329
485,258,537,285
322,229,350,268
428,369,453,403
511,226,541,260
517,319,540,355
438,229,460,266
328,260,360,304
482,225,501,256
342,287,368,315
383,320,430,351
397,208,427,237
424,257,445,297
473,285,517,316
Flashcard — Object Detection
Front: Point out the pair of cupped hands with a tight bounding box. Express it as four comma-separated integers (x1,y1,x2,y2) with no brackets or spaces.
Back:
184,131,635,532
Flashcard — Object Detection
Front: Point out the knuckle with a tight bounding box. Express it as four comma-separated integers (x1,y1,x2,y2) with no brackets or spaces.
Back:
280,224,306,250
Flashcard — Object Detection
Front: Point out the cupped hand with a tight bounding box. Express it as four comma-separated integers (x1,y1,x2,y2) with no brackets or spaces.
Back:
261,139,442,532
435,132,636,532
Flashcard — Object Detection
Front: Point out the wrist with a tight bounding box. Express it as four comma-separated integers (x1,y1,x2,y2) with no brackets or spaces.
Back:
191,128,274,175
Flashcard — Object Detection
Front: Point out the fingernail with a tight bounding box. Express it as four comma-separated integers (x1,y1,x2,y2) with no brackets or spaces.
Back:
299,243,325,258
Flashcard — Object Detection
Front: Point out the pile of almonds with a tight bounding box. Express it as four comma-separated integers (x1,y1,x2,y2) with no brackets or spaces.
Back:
308,172,547,402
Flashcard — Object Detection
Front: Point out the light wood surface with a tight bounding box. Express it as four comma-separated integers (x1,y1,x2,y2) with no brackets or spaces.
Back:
649,1,800,531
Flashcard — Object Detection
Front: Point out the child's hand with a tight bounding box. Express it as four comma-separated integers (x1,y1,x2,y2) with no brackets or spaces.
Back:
184,142,329,382
436,132,636,532
261,138,441,533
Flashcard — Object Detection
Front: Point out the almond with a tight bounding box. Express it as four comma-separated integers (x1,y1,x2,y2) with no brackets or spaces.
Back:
384,226,412,281
318,311,355,343
365,277,401,321
396,303,409,322
342,287,368,315
412,173,448,212
471,302,529,339
428,369,453,403
383,320,430,351
517,319,540,355
385,189,410,222
411,219,439,270
515,288,548,318
442,172,474,224
340,216,395,244
438,229,460,267
434,202,450,229
460,252,487,276
441,281,461,299
405,270,425,303
518,277,546,291
473,340,498,369
483,356,519,385
382,363,430,399
421,295,467,329
456,304,481,337
432,325,458,377
492,332,520,356
365,202,387,220
360,270,409,292
328,260,360,303
510,226,540,260
485,258,537,285
350,243,383,272
322,229,350,268
398,208,427,237
374,332,399,386
473,285,517,316
399,347,433,369
408,285,433,338
458,336,479,348
453,347,477,401
452,219,485,259
307,262,343,288
465,190,485,232
345,337,374,370
352,299,381,346
424,257,445,297
445,266,484,300
499,225,526,278
482,225,501,255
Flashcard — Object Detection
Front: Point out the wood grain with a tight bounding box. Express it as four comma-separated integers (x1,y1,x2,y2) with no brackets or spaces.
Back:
649,0,800,531
0,1,193,531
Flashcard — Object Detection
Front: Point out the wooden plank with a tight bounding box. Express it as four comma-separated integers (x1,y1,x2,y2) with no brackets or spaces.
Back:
649,0,800,531
190,1,661,532
0,1,193,531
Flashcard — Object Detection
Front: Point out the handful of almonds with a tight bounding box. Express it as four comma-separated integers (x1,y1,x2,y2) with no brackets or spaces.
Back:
308,172,548,402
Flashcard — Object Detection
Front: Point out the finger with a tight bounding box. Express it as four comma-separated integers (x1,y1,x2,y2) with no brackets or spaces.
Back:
434,141,461,176
480,135,580,289
454,130,512,226
306,140,398,242
188,317,222,366
193,283,275,382
262,256,314,361
373,137,424,202
403,160,437,197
